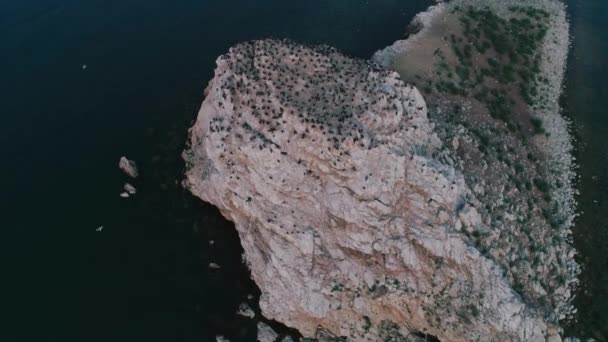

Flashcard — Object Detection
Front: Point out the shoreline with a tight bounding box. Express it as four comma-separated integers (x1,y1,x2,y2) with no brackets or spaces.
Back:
372,3,447,68
530,1,580,320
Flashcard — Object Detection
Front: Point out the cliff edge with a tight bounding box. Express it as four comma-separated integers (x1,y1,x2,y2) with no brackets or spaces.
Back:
183,39,562,341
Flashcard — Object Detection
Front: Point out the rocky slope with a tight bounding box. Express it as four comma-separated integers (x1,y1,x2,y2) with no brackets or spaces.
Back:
183,39,563,341
374,0,578,326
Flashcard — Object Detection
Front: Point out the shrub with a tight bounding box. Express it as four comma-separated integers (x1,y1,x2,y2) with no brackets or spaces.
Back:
530,117,545,134
534,178,550,193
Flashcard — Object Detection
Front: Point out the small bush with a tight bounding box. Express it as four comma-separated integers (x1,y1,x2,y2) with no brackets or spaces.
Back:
534,178,550,193
530,117,545,134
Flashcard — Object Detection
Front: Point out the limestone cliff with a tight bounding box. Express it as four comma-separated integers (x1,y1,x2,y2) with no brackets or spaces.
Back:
183,39,559,341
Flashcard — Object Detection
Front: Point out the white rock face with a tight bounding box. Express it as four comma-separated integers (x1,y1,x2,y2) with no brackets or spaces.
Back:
184,40,553,341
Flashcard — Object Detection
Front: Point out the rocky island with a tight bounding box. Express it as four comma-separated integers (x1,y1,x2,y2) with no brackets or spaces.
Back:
183,0,578,340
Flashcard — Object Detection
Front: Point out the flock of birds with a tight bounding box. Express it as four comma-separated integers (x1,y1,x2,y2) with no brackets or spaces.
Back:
196,39,426,237
205,39,423,172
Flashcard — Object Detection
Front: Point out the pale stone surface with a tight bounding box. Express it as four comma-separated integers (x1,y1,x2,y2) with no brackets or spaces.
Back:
372,3,447,68
124,183,137,195
257,322,279,342
119,156,138,178
183,39,559,341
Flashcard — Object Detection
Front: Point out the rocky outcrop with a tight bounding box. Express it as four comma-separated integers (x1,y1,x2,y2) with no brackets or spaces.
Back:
372,3,446,68
183,39,557,341
119,156,139,178
257,322,279,342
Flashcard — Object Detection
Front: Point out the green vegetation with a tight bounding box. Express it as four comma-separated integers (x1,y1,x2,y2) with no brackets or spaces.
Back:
530,117,545,135
362,316,372,332
433,5,551,133
424,6,571,314
469,305,480,318
533,178,551,193
331,283,344,292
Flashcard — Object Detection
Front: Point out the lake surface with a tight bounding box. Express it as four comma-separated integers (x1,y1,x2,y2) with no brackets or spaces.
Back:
565,0,608,340
1,1,431,341
2,0,606,341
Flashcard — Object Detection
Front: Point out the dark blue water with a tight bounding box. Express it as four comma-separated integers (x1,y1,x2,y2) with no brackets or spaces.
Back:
0,1,432,341
565,0,608,340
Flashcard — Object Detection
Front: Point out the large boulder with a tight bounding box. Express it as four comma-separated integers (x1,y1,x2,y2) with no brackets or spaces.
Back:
183,39,551,341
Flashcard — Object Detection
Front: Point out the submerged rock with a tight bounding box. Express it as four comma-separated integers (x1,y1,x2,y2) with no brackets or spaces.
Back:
257,322,278,342
184,39,553,341
124,183,137,195
119,156,138,178
237,302,255,319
